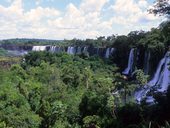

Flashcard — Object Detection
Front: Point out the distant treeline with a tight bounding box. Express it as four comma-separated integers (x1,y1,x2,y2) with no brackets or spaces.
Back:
0,21,170,50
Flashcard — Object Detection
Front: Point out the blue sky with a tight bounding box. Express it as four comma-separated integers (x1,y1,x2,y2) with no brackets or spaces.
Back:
0,0,162,39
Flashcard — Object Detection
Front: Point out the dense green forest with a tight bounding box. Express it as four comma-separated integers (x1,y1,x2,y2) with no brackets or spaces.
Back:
0,51,170,128
0,0,170,128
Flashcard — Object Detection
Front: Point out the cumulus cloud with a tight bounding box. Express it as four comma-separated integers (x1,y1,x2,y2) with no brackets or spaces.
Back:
0,0,161,39
138,0,148,8
109,0,161,34
47,0,113,39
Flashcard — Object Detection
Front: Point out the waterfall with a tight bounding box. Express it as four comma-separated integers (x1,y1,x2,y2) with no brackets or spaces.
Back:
50,46,56,52
111,48,115,53
157,52,170,92
50,46,62,53
67,46,76,54
122,48,135,75
32,46,47,51
105,48,115,58
77,47,82,54
56,47,62,53
83,47,88,53
135,52,170,102
144,51,151,75
147,55,167,87
105,48,110,58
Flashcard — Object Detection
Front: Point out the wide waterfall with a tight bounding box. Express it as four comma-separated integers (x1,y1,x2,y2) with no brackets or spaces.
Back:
32,46,47,51
67,47,76,54
105,48,115,58
122,48,135,75
135,52,170,102
144,51,151,75
31,45,117,57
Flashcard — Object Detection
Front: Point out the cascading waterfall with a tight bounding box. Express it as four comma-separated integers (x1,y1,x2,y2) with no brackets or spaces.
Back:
122,48,135,75
83,47,88,53
135,52,170,102
56,47,62,53
105,48,115,58
50,46,56,52
105,48,110,58
110,48,115,53
144,51,151,75
49,46,62,53
67,46,76,54
77,47,82,54
148,57,166,87
157,52,170,92
32,46,47,51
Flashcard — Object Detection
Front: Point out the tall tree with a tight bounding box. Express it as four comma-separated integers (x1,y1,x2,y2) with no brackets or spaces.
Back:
149,0,170,18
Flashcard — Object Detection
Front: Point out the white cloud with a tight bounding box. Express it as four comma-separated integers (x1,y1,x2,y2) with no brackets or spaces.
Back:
138,0,148,8
110,0,160,32
111,0,141,15
0,0,162,39
80,0,109,13
39,0,112,39
24,7,60,22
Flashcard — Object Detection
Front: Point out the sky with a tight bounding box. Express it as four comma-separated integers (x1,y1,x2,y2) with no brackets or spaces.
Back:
0,0,163,40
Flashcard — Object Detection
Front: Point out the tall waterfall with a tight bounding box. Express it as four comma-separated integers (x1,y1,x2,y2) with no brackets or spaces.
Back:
135,52,170,102
105,48,110,58
122,48,135,75
148,57,166,87
32,46,47,51
144,51,151,75
67,47,76,54
83,47,88,53
156,52,170,92
111,48,115,53
105,48,115,58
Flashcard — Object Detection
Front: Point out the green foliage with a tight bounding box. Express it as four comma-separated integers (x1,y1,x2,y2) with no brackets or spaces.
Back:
0,21,170,128
135,70,149,85
0,52,120,128
149,0,170,17
0,84,41,128
0,48,7,56
83,115,101,128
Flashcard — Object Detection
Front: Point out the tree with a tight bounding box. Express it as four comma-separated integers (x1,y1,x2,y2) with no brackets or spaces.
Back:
0,84,41,128
83,66,92,89
135,69,149,85
160,21,170,46
149,0,170,17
